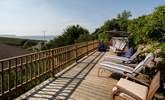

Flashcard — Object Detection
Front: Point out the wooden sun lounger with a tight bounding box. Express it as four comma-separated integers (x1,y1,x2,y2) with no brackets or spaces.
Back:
103,50,140,64
110,41,127,52
98,53,154,76
112,71,160,100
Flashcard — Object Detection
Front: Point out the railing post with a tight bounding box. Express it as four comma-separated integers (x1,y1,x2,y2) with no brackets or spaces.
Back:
8,60,11,95
75,44,78,62
15,58,18,96
50,49,54,77
86,41,88,55
93,40,94,51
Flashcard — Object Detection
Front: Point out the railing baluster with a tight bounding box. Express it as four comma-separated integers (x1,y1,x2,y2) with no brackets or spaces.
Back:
30,55,32,81
44,52,46,73
25,56,27,83
75,44,77,62
50,49,54,77
93,41,94,50
87,41,88,55
20,57,23,86
8,60,11,94
15,58,18,96
40,53,42,76
37,53,40,77
34,54,37,78
1,62,4,96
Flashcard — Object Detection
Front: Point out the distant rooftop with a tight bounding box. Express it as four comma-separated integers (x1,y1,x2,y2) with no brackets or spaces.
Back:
106,31,129,37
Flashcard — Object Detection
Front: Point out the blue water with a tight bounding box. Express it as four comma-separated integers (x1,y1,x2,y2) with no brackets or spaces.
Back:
18,36,55,41
0,35,55,41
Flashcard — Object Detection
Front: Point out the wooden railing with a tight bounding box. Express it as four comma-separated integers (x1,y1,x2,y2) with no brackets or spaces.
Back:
0,40,99,98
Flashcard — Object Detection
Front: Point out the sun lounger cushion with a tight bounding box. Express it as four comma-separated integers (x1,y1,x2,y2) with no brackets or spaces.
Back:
104,50,137,63
104,55,130,62
99,53,154,76
110,46,117,52
116,78,148,100
100,62,134,74
123,47,133,58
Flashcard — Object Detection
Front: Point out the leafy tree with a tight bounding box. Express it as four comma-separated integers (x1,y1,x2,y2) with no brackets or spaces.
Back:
128,15,149,45
46,5,165,49
92,10,132,40
146,6,165,40
91,28,100,39
76,33,93,43
62,24,89,45
98,32,112,41
128,5,165,44
45,24,90,49
117,10,132,19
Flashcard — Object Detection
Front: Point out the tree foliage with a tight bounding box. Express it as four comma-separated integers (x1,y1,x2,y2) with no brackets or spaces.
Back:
98,32,112,41
76,33,93,43
128,5,165,45
92,10,132,38
92,5,165,45
45,25,92,49
46,5,165,49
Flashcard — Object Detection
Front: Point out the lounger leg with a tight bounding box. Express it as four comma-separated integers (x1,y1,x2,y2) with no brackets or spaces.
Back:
111,87,119,100
98,68,100,76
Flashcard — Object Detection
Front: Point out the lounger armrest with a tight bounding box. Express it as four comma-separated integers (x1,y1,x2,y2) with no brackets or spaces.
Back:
123,60,131,64
112,85,142,100
122,74,150,87
123,63,137,67
123,71,141,75
112,86,135,100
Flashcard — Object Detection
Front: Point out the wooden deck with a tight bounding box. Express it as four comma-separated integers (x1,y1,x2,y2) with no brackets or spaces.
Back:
16,51,119,100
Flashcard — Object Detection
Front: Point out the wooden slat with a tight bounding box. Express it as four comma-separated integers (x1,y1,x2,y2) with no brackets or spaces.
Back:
15,58,18,96
8,60,11,93
1,62,4,95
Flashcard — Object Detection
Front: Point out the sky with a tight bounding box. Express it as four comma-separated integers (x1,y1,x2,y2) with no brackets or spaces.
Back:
0,0,164,36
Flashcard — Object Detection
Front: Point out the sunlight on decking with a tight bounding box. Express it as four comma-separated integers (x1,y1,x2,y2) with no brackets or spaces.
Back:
16,51,118,100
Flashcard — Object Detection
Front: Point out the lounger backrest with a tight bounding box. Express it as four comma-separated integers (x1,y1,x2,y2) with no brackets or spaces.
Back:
133,53,154,73
143,53,154,65
147,71,160,100
115,40,121,49
119,42,126,50
132,60,144,73
130,51,139,61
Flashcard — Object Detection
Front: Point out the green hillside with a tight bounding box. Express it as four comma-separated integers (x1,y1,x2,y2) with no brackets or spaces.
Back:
0,37,42,46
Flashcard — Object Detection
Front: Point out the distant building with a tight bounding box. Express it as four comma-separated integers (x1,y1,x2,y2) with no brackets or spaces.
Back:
106,31,129,52
31,42,45,51
106,30,129,37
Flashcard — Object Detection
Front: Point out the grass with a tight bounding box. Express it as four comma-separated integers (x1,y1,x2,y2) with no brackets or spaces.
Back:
0,37,43,46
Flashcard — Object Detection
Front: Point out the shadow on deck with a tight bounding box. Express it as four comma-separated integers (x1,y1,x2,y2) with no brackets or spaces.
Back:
16,51,118,100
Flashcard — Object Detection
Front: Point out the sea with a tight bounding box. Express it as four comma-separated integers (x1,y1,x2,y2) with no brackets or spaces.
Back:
17,36,55,41
0,35,55,41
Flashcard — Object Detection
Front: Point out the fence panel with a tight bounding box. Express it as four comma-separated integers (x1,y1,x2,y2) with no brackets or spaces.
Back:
0,40,99,98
